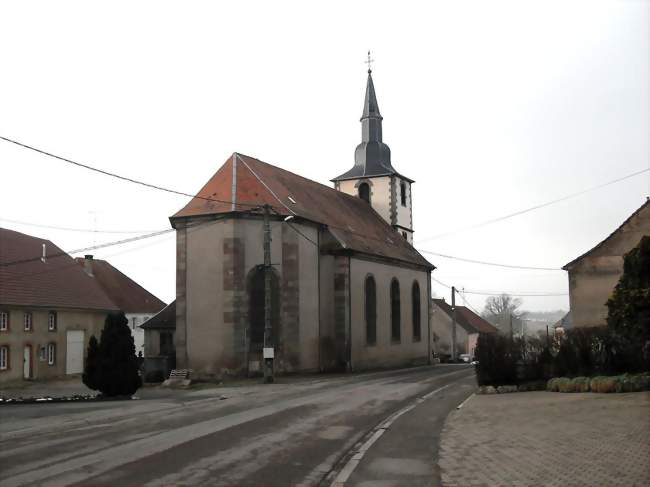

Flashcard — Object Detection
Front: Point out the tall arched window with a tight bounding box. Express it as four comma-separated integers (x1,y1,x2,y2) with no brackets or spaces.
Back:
358,182,371,204
400,182,407,206
365,275,377,345
390,279,401,342
412,281,421,341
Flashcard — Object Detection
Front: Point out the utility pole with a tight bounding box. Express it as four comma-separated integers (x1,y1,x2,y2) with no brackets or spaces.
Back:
509,313,514,340
451,286,457,362
262,204,274,383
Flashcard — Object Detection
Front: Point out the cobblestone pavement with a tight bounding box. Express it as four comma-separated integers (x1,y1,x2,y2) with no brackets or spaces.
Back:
439,391,650,487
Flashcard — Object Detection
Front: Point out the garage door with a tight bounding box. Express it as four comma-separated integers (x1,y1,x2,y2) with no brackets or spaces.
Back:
66,330,85,375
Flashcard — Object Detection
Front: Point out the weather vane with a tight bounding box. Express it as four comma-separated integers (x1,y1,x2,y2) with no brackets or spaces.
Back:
365,50,374,73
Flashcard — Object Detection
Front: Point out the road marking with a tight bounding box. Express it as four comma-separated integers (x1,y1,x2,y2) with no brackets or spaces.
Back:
456,393,475,410
328,370,471,487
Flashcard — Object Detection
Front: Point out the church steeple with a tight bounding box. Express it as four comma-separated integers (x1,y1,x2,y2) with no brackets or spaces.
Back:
361,70,383,142
332,63,397,182
332,57,415,244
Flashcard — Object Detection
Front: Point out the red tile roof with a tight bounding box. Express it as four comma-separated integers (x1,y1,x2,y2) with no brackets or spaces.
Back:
75,257,166,314
171,153,433,269
432,298,498,334
0,228,118,311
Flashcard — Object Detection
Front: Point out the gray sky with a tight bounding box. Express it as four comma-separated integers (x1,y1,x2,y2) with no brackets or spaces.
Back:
1,0,648,313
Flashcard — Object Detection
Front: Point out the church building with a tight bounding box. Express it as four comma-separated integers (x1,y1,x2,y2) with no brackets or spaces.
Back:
170,68,435,380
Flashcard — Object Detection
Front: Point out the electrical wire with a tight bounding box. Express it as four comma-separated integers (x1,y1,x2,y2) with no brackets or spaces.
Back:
0,136,271,210
417,167,650,242
417,249,561,271
0,217,162,234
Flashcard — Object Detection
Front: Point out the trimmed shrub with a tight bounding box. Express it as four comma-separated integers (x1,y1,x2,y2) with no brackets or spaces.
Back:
475,333,520,386
572,377,590,392
590,376,619,393
556,377,574,393
517,380,547,392
546,378,561,392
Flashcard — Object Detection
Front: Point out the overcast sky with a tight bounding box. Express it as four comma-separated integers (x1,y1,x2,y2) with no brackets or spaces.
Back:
1,0,648,313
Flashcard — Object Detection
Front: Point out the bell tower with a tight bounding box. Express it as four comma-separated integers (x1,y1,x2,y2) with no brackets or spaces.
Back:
332,59,414,243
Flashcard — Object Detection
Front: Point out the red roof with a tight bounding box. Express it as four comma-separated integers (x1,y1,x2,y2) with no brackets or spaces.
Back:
0,228,118,311
75,257,166,314
171,153,433,269
432,298,498,334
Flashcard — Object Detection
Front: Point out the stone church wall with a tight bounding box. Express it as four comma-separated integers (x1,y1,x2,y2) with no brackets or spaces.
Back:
180,216,320,380
349,257,430,370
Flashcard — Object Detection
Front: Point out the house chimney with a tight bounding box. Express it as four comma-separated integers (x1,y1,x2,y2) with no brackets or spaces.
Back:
41,244,46,263
84,254,94,277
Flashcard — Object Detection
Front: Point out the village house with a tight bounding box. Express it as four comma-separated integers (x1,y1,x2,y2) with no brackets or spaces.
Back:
0,228,118,383
431,298,498,360
76,255,166,354
170,69,436,380
563,199,649,328
140,300,176,380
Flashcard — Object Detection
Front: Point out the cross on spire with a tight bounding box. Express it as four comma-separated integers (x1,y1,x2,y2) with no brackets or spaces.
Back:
365,50,374,73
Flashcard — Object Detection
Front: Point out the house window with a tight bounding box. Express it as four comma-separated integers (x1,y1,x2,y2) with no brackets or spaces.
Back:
132,317,137,330
47,343,56,365
160,332,174,355
358,183,371,204
24,312,33,332
412,281,421,341
0,311,8,331
365,275,377,345
400,182,407,206
39,346,47,361
0,346,8,370
48,311,57,331
402,231,407,240
391,279,401,342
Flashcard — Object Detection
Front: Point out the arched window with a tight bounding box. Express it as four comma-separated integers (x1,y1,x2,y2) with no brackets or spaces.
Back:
400,182,407,206
390,279,401,342
359,182,371,204
365,275,377,345
412,281,421,341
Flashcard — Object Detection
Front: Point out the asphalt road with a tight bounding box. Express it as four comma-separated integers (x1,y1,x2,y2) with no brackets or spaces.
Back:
0,365,475,487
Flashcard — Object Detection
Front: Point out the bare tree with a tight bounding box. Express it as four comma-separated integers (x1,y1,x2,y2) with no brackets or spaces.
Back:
482,294,525,333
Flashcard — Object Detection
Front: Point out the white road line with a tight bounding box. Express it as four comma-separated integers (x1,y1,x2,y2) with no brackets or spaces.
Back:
456,393,475,410
328,370,471,487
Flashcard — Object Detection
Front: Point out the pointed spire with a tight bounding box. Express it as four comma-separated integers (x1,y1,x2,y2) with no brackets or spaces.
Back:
331,55,401,182
361,71,383,141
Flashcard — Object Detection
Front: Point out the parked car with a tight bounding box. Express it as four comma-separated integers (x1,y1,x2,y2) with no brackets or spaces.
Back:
459,354,472,363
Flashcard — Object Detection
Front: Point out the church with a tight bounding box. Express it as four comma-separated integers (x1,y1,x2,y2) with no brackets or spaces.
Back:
170,68,435,379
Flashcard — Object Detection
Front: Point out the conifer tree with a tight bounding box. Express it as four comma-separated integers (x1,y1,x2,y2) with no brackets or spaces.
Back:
95,312,142,396
607,236,650,340
82,335,100,391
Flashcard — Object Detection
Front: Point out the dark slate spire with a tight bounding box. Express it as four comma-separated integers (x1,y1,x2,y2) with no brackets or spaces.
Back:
332,68,398,182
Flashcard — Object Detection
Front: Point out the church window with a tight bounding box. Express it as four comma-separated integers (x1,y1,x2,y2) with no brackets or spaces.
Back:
402,231,407,240
365,275,377,345
400,182,406,206
390,279,401,342
412,281,421,341
359,183,371,204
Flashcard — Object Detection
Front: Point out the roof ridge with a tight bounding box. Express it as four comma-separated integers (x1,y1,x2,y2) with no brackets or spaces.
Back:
563,199,650,269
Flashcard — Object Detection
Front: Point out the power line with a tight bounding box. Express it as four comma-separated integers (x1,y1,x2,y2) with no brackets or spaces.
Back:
417,167,650,243
0,136,268,210
0,217,162,234
417,249,561,271
430,275,567,298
